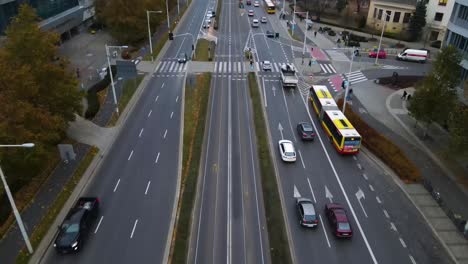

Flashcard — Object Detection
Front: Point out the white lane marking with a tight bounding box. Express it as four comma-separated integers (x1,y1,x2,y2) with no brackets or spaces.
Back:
171,111,174,119
130,219,139,239
128,150,134,160
113,179,120,192
176,96,179,102
369,184,374,192
319,214,331,248
353,156,357,161
307,178,317,203
399,237,407,248
298,149,305,169
357,163,362,170
94,216,104,233
148,110,152,117
383,209,390,219
155,95,159,102
155,152,160,163
139,128,144,137
376,196,382,204
163,129,168,139
145,181,151,195
300,95,378,263
409,255,417,264
262,77,267,107
390,222,397,232
362,173,368,180
280,81,298,142
161,82,165,88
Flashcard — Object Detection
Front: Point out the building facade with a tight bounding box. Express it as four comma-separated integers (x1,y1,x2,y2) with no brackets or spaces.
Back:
366,0,417,33
425,0,456,46
0,0,94,38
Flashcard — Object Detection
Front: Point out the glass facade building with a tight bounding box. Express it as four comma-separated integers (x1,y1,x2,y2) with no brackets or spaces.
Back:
0,0,80,35
446,0,468,91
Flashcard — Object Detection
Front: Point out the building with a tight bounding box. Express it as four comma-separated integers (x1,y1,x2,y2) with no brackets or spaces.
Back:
424,0,456,47
0,0,95,39
366,0,417,33
445,0,468,96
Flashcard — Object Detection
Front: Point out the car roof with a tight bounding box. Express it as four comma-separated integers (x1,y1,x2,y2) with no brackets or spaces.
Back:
299,122,312,128
263,60,271,64
253,19,259,21
334,209,349,222
302,202,316,215
279,140,294,152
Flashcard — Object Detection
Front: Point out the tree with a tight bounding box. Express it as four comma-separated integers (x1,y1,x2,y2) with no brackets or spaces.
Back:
448,104,468,154
408,45,461,137
336,0,347,13
408,0,427,41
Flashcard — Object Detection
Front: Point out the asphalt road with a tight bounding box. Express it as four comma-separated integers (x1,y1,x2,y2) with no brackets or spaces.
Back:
39,0,212,263
249,4,452,264
187,1,270,263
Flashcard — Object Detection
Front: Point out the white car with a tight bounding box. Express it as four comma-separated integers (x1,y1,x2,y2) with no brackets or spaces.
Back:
252,19,259,28
248,10,254,16
278,140,296,162
261,16,267,23
262,60,272,71
254,1,260,6
203,19,211,28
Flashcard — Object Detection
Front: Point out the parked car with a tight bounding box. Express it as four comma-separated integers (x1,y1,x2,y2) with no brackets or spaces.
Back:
297,198,319,227
325,203,353,238
54,197,100,253
261,16,268,23
278,140,296,162
297,122,315,141
262,60,272,71
369,48,387,59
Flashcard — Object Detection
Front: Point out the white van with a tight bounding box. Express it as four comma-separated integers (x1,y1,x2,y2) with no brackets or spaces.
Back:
397,49,428,63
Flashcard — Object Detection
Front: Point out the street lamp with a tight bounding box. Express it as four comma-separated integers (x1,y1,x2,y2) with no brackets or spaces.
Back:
105,44,129,115
0,143,35,254
147,10,163,62
375,11,390,65
165,0,170,29
342,49,358,114
294,11,309,57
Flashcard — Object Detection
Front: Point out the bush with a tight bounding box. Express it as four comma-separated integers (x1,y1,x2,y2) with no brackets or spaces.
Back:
358,16,366,28
377,75,424,89
337,98,421,183
349,33,367,42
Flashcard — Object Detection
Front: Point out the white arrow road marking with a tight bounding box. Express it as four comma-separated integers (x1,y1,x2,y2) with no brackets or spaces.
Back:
294,185,301,198
307,178,317,203
355,188,368,218
325,186,333,203
278,122,284,140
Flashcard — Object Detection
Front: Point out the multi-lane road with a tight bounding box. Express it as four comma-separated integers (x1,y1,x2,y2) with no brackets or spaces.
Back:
39,0,211,262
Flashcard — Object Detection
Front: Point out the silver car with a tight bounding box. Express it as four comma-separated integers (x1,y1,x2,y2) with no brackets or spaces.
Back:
296,198,318,227
262,60,272,71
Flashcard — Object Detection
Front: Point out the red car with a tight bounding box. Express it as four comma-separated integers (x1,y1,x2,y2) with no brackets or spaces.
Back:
369,48,387,59
325,203,353,238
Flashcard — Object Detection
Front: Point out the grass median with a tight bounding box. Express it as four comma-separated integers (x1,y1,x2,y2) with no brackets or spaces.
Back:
193,39,215,61
248,73,293,264
170,73,211,264
16,146,99,264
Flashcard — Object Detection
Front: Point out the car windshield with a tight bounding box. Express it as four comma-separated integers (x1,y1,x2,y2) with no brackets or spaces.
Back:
64,223,79,234
302,124,313,132
338,222,351,231
285,151,295,157
304,214,316,221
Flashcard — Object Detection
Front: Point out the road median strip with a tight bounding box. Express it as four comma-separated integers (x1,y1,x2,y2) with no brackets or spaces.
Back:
248,73,293,264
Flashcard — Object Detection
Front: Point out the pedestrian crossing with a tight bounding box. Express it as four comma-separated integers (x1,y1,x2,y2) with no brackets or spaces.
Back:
154,60,187,73
343,71,367,84
319,63,337,74
325,50,349,62
212,61,291,73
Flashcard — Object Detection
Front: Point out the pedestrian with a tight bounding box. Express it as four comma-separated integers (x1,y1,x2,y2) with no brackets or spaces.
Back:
311,47,314,52
302,57,304,65
76,68,80,78
406,94,412,101
401,90,407,100
309,59,312,67
314,31,317,37
250,59,253,69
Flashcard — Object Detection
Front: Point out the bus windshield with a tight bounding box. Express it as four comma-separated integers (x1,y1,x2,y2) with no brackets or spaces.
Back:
344,137,361,146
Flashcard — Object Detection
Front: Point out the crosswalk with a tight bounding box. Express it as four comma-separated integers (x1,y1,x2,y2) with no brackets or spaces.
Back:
343,71,367,84
213,61,290,73
154,60,187,73
319,63,337,74
325,50,349,62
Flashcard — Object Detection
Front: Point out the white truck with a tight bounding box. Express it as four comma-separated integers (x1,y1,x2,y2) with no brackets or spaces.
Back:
280,63,299,88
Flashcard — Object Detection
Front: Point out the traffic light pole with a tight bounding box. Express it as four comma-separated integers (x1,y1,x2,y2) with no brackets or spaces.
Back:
342,50,356,115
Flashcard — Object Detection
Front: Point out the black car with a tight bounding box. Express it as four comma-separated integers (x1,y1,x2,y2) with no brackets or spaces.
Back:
266,30,275,38
297,122,315,141
54,197,99,253
178,53,188,63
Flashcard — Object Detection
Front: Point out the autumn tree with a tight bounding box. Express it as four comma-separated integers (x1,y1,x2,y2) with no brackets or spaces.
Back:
448,104,468,154
408,0,427,41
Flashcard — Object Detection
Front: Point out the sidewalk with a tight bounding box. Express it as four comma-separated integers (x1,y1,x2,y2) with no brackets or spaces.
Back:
349,80,468,263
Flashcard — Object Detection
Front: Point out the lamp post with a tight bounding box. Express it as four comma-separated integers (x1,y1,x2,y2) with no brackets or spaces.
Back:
294,11,309,57
166,0,170,29
105,44,129,115
147,10,163,62
342,49,358,114
0,143,35,254
375,11,390,65
292,0,296,36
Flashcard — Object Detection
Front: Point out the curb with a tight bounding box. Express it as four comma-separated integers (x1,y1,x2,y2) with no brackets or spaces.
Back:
360,148,459,264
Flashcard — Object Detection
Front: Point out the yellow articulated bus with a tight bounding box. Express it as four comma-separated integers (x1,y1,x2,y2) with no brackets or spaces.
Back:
264,0,276,13
309,85,361,154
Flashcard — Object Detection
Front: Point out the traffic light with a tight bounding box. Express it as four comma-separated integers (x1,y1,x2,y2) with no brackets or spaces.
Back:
169,32,173,40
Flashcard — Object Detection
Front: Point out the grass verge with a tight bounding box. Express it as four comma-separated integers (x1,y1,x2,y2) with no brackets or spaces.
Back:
193,39,215,61
248,73,293,264
108,75,145,126
170,73,211,264
337,98,421,183
16,146,99,264
288,29,302,42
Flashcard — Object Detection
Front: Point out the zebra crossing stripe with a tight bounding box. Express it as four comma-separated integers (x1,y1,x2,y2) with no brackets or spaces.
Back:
319,64,326,73
238,62,241,73
183,63,187,71
170,62,177,72
329,64,336,73
154,62,162,72
160,61,167,71
228,62,232,73
273,63,279,72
